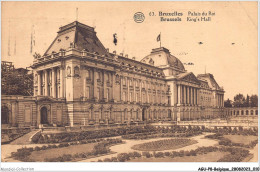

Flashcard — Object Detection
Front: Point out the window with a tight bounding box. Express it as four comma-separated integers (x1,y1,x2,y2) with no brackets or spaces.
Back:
106,88,110,100
162,95,164,103
130,92,133,102
136,93,139,102
142,81,145,88
107,73,110,82
67,66,71,76
86,70,90,79
74,66,80,76
86,86,90,99
97,88,100,101
251,110,254,115
123,92,126,101
123,77,126,85
142,93,146,102
129,79,132,86
97,72,101,81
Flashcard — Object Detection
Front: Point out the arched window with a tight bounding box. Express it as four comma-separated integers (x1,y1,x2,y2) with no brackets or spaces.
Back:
168,110,171,118
241,110,244,115
251,110,254,115
237,111,239,115
67,66,71,76
246,110,249,115
74,66,80,76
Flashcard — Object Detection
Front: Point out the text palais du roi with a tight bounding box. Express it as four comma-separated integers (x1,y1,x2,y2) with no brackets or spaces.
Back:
187,11,215,22
159,11,183,22
158,11,215,22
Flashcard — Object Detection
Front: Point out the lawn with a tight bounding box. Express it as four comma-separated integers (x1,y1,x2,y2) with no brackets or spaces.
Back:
128,151,228,162
29,143,96,162
223,135,258,145
131,138,198,151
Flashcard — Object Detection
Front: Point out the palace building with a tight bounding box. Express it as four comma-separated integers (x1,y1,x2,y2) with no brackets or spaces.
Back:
1,21,225,128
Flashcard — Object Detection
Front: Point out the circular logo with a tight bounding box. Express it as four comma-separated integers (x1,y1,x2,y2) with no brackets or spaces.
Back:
134,12,145,23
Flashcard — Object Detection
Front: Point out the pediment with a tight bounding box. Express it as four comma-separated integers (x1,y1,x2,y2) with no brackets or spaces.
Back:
179,72,200,84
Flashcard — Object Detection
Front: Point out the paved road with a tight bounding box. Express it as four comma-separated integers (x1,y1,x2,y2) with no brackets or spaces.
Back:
79,133,218,162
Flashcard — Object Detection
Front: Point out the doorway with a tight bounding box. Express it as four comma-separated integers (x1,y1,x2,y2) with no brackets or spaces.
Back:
1,106,9,124
40,107,48,124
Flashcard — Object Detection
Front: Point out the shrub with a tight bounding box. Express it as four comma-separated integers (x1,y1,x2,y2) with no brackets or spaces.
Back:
164,152,171,157
34,146,41,151
117,153,130,162
111,157,118,162
142,152,151,158
154,152,164,158
190,150,197,156
103,158,111,162
133,151,141,158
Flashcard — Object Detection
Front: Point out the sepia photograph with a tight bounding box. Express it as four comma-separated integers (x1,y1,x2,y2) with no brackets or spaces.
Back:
1,1,259,171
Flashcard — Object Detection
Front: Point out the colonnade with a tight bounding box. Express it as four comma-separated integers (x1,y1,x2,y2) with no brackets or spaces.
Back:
216,94,224,107
36,67,63,98
177,84,199,105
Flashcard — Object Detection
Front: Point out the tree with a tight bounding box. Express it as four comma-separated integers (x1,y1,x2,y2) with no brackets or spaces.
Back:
233,94,245,107
249,95,258,107
224,99,232,107
1,70,33,96
243,95,250,107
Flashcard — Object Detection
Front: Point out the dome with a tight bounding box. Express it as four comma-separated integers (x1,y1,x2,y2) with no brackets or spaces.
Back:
141,47,185,71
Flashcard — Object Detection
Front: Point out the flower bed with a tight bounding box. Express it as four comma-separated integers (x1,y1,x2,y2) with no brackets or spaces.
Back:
33,126,157,144
122,130,202,140
1,128,31,144
205,133,258,148
11,138,123,162
96,146,250,162
131,138,198,151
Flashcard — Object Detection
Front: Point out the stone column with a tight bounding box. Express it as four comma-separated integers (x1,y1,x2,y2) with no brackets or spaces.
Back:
180,85,183,104
104,71,107,101
52,68,56,98
112,73,116,102
191,87,194,105
177,84,181,104
44,70,48,96
133,79,136,103
127,78,130,102
37,72,41,95
187,86,190,105
183,85,186,105
60,67,64,98
93,69,98,100
195,88,198,105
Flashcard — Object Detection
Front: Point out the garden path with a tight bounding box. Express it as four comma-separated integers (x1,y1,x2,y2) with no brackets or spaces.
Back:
10,130,40,145
79,133,218,162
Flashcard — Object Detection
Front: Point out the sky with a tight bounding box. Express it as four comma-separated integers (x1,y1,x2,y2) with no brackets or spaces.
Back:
1,1,258,100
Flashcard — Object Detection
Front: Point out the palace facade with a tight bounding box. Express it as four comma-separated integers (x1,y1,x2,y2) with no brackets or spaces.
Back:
1,21,225,128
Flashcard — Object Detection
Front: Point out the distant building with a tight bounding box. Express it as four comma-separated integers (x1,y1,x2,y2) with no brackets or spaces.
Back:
1,21,224,128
